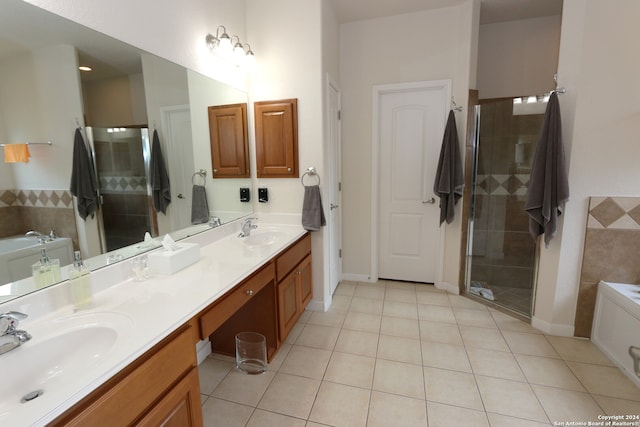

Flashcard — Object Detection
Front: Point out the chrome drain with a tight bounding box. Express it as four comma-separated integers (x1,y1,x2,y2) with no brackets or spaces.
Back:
21,390,44,403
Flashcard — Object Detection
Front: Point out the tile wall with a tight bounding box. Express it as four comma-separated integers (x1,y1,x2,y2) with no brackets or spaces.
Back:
575,196,640,337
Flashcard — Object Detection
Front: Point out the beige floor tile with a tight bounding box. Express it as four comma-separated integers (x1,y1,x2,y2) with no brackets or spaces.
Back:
354,284,386,300
335,281,357,296
381,316,420,339
298,309,312,323
383,300,419,319
295,324,340,350
343,311,382,333
592,394,640,415
515,354,585,391
309,381,370,427
416,292,451,307
567,361,640,401
545,335,615,365
475,375,549,423
373,359,426,399
453,307,497,328
306,423,328,427
466,347,525,381
377,334,423,365
328,294,351,312
211,368,275,406
486,413,553,427
198,356,234,394
427,401,489,427
415,283,446,293
490,310,542,334
246,409,306,427
532,384,604,423
285,322,304,345
385,280,417,290
502,331,560,358
418,304,456,323
257,372,320,419
423,367,483,410
334,329,379,357
267,342,291,371
324,351,376,388
280,345,332,379
368,391,427,427
202,398,253,426
459,325,510,351
419,321,463,345
385,287,417,303
421,341,472,372
449,294,489,310
349,296,384,314
307,309,346,328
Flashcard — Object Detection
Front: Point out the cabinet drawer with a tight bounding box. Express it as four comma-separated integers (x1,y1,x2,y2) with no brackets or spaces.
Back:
199,263,275,339
276,234,311,282
58,325,195,426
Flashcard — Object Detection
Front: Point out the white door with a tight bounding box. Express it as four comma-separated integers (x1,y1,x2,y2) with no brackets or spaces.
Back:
161,105,194,232
328,77,342,295
376,81,450,283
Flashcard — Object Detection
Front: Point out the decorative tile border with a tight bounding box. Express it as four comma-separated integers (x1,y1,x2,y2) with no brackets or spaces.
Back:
475,174,530,196
587,196,640,230
99,176,147,193
0,189,73,208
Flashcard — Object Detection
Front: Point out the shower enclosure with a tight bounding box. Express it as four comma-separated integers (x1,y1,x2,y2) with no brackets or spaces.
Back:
465,96,547,317
86,127,157,252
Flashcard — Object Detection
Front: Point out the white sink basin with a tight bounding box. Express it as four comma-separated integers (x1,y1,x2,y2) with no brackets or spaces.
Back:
241,229,288,248
0,312,132,414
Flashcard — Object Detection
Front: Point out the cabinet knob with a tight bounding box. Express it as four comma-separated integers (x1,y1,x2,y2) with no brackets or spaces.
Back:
246,289,254,296
287,168,292,172
213,168,218,173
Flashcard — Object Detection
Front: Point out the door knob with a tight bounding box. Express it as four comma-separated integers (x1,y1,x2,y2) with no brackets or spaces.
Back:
330,203,339,210
422,197,436,204
177,193,185,199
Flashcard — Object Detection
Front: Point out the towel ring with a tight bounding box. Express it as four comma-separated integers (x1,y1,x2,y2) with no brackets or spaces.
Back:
301,167,320,187
192,169,207,186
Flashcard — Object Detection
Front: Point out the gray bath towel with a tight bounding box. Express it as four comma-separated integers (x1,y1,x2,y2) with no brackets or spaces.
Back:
150,130,171,214
191,184,209,224
525,92,569,247
433,110,464,225
302,185,326,231
69,128,98,220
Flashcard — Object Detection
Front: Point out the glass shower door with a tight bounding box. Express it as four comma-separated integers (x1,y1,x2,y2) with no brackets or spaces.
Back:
87,127,157,252
465,97,546,317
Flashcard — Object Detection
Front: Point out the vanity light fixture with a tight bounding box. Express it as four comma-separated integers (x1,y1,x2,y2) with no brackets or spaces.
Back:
205,25,231,52
205,28,255,65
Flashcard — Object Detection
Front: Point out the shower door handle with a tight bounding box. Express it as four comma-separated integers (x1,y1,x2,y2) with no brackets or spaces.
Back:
177,193,185,199
422,197,436,204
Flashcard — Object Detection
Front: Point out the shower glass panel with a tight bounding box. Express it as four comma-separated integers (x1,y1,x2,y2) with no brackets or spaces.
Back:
465,97,546,317
87,127,156,252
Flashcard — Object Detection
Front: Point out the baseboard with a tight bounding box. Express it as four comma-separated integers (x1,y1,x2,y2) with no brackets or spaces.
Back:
307,299,325,312
341,273,375,283
196,338,212,365
531,316,575,336
435,281,459,295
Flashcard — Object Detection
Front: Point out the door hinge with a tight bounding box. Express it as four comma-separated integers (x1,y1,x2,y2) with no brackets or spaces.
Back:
338,110,341,120
339,249,342,258
338,182,342,191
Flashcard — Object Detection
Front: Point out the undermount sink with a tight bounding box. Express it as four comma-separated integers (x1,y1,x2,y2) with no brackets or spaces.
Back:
0,312,132,414
241,229,288,248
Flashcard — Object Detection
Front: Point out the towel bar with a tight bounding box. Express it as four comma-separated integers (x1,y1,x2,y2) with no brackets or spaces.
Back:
301,167,320,187
192,169,207,186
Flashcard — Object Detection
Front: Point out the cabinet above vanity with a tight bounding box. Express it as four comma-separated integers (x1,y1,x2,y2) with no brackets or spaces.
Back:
254,98,299,178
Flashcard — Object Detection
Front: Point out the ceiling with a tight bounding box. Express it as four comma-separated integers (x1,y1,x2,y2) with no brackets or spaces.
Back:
332,0,563,24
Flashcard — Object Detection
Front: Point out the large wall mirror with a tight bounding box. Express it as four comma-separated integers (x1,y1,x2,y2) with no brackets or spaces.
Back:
0,0,252,302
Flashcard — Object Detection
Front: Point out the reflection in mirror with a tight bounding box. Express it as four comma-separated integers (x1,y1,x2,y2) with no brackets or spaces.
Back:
0,0,251,303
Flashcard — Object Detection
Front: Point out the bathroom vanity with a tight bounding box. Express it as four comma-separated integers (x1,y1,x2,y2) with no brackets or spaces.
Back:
0,218,311,426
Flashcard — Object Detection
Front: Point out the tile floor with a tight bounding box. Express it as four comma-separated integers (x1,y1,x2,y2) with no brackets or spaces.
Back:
198,280,640,426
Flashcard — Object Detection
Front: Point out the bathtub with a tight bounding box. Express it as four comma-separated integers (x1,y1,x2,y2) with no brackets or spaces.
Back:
0,236,74,286
592,281,640,389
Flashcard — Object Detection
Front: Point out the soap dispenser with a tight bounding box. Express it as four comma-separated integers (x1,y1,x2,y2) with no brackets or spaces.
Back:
69,251,92,310
32,245,61,289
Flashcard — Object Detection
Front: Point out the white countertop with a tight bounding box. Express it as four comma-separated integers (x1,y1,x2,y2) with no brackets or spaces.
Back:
0,216,306,426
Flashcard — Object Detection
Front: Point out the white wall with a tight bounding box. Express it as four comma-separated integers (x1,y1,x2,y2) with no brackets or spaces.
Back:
532,0,640,335
477,15,561,99
339,2,478,288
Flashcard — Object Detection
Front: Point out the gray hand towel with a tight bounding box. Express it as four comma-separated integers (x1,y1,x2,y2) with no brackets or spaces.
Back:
191,184,209,224
150,130,171,214
525,92,569,247
69,128,99,220
433,110,464,225
302,185,326,231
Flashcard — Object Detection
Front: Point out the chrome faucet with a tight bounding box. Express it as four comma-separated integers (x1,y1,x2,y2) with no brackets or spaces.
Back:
25,230,56,244
238,218,258,237
0,312,31,355
208,216,222,228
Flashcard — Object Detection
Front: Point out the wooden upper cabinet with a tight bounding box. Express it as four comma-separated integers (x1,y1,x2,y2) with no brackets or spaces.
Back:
254,98,298,178
208,103,249,178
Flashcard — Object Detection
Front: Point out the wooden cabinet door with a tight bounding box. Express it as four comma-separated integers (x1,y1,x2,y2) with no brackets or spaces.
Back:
278,271,299,341
298,255,313,309
254,99,298,178
137,367,203,427
208,103,249,178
